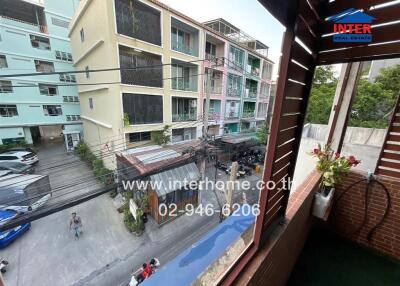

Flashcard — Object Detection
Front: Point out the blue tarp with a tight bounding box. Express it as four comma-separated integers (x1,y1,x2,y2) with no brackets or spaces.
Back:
142,206,256,286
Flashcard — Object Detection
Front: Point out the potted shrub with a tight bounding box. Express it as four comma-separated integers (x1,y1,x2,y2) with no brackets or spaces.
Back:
309,144,360,220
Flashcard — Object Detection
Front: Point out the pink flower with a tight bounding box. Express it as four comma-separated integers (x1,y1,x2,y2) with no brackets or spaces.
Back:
348,155,360,166
335,152,340,159
313,148,321,155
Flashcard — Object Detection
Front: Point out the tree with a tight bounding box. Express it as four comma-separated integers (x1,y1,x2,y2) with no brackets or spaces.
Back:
349,78,395,128
153,125,171,145
375,64,400,96
256,123,269,144
306,66,338,124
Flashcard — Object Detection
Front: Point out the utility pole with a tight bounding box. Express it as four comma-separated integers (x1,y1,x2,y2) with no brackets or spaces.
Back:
226,161,238,213
199,69,213,204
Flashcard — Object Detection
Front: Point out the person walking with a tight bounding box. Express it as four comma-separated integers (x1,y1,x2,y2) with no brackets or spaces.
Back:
69,212,82,239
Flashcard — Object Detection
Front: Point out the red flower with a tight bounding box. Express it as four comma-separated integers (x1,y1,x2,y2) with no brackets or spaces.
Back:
335,152,340,159
348,155,360,166
313,148,321,155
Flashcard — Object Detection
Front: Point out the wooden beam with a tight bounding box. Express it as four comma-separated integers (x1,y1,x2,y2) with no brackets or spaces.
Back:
326,62,362,153
326,0,390,16
318,42,400,65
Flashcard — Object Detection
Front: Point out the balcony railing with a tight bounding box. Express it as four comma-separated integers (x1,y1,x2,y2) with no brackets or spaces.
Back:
206,53,217,61
172,42,195,56
244,87,257,99
250,67,260,77
225,112,239,119
210,85,222,94
227,87,241,97
0,16,48,34
242,110,255,118
172,78,197,92
172,113,197,122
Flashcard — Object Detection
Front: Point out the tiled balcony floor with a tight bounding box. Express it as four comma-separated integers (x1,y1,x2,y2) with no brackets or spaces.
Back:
288,229,400,286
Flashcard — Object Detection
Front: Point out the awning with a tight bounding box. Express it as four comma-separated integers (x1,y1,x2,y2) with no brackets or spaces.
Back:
149,162,200,197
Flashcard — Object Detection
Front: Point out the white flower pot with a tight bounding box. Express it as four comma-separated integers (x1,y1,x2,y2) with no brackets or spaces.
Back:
312,187,335,220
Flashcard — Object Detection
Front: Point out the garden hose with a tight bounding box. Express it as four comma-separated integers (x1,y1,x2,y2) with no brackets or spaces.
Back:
334,172,391,242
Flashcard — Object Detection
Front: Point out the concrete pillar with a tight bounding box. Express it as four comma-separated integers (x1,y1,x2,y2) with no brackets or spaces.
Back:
326,62,362,153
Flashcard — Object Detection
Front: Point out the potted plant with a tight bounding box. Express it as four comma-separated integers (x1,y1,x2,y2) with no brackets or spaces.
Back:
309,144,360,220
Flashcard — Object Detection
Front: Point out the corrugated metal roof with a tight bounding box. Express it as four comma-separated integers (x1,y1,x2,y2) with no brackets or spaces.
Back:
137,149,180,165
121,145,161,156
150,163,200,197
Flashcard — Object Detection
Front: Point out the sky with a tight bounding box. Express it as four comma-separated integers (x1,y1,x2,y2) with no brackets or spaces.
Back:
159,0,285,79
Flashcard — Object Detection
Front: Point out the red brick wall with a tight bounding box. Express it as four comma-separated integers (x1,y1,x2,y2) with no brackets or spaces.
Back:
329,170,400,259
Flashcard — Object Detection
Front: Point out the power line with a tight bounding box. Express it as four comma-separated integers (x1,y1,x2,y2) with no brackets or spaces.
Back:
0,58,211,79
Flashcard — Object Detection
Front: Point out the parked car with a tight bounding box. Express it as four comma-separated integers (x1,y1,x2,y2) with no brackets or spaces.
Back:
0,162,34,174
0,174,51,213
0,209,30,248
0,151,38,165
5,147,36,154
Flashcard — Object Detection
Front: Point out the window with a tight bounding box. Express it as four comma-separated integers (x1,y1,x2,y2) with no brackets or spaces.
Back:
122,93,163,124
59,74,76,82
35,60,55,72
119,46,163,87
89,98,93,109
30,35,51,50
38,84,58,96
80,28,85,42
172,97,197,122
0,105,18,117
129,132,151,142
51,17,69,28
55,51,73,62
66,115,80,121
205,42,217,57
85,66,90,79
114,0,161,46
0,55,7,68
0,80,13,93
262,62,273,80
227,74,242,97
43,105,62,116
229,46,244,69
171,27,191,54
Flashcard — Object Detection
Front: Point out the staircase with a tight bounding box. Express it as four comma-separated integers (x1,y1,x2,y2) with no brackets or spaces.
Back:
375,94,400,179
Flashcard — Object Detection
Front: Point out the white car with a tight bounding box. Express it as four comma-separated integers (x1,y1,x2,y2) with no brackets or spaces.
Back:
0,151,39,165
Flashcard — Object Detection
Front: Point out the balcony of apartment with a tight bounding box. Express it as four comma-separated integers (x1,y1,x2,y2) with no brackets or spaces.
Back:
225,100,240,121
0,0,48,34
203,99,221,122
228,45,245,72
172,97,197,122
140,2,400,286
171,17,199,57
205,68,223,95
247,54,261,78
259,82,270,100
114,0,161,46
262,60,273,81
205,34,225,69
241,102,256,120
244,78,258,100
119,45,163,88
226,73,243,98
171,59,198,92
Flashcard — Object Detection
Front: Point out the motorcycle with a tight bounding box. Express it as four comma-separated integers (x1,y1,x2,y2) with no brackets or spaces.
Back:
0,258,9,273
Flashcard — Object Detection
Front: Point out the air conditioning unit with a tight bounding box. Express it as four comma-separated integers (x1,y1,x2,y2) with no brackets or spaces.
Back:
190,100,197,107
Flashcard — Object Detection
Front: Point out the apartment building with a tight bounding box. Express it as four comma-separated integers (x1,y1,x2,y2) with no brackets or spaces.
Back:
202,19,273,136
0,0,82,145
69,0,273,167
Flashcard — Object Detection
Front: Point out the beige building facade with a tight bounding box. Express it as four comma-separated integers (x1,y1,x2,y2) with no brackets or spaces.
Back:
69,0,273,168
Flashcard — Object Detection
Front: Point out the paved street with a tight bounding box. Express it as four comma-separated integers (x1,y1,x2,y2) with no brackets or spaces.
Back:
0,139,262,286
